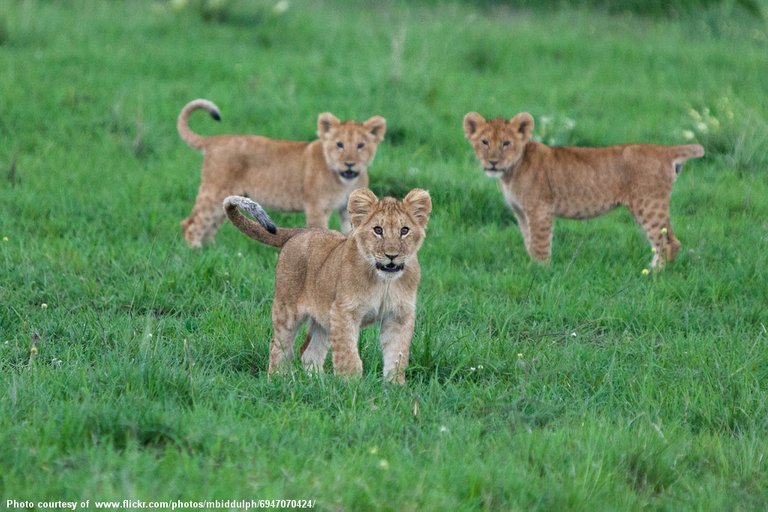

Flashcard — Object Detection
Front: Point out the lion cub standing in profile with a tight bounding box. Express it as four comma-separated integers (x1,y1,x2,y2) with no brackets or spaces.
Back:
177,99,387,247
223,187,432,384
463,112,704,267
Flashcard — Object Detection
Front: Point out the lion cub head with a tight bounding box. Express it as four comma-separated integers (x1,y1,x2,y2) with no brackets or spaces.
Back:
347,188,432,280
463,112,534,178
318,113,387,182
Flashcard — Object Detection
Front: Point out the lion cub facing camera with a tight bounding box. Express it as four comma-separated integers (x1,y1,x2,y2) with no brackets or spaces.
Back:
223,188,432,384
177,99,387,247
463,112,704,268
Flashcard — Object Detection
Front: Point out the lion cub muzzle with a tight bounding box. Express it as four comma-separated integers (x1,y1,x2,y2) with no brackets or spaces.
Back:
338,161,361,180
485,159,507,173
339,170,360,180
375,258,405,274
484,167,505,179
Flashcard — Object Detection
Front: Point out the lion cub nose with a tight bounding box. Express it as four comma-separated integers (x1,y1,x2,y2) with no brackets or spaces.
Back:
385,253,398,261
488,160,498,167
344,162,355,169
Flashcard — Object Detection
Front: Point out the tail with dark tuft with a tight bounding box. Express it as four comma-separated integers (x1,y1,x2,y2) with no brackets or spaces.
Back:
675,144,705,160
177,99,222,151
223,196,301,248
226,196,277,233
671,144,705,175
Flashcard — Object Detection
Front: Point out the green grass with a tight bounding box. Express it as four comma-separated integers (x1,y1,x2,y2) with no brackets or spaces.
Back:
1,0,768,510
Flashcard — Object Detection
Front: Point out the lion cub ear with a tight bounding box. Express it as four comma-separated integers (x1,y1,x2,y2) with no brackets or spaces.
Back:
511,112,534,142
348,188,379,229
317,112,341,139
403,189,432,228
363,116,387,142
463,112,486,139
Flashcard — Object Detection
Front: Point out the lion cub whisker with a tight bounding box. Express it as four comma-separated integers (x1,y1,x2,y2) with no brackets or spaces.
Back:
463,111,704,268
223,187,431,384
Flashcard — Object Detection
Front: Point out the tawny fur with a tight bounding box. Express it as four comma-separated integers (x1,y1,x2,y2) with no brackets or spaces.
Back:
178,99,387,247
223,188,432,384
463,112,704,267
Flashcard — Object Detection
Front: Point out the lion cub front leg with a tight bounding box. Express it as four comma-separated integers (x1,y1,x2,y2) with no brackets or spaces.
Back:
510,206,532,254
525,205,555,262
337,206,352,234
303,199,332,229
304,210,331,229
329,303,363,377
380,312,415,385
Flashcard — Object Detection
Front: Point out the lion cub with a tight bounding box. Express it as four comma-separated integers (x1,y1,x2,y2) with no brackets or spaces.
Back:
178,99,387,247
223,187,432,384
463,112,704,267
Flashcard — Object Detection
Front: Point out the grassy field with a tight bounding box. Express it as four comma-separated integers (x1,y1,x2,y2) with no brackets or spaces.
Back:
1,0,767,510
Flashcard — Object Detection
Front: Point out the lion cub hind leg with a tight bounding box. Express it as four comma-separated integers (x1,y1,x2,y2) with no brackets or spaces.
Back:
182,188,228,247
628,198,680,268
300,320,330,372
268,304,305,374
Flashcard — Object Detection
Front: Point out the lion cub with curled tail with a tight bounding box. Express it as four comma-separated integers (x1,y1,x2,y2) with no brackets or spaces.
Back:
224,187,432,384
464,112,704,268
178,99,386,247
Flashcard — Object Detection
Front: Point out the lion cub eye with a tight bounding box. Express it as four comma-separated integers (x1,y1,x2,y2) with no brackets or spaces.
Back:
502,140,511,147
336,141,344,149
400,227,410,236
356,142,365,149
373,226,383,236
481,139,489,146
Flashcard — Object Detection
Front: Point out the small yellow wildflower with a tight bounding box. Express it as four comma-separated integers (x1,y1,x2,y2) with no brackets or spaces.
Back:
661,227,668,235
2,236,8,242
368,446,379,455
41,303,48,309
378,459,390,470
517,353,523,358
642,269,650,276
30,346,38,355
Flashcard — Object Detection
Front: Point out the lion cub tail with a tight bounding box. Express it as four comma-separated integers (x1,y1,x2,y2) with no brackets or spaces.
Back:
177,99,222,150
674,144,705,160
223,196,299,248
671,144,705,174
